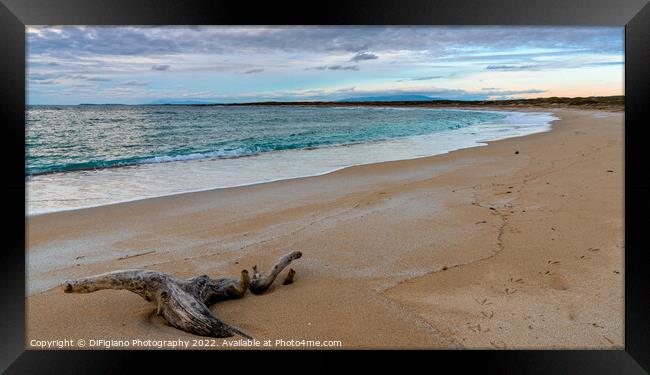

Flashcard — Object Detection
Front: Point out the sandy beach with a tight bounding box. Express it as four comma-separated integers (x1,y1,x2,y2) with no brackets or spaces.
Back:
26,107,624,349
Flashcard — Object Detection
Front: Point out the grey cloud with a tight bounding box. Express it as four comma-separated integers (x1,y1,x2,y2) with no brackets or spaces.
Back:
27,26,623,59
587,61,624,66
29,74,56,81
486,59,623,72
117,80,151,86
30,79,58,85
398,76,442,82
441,49,597,64
151,64,171,71
29,73,112,83
310,65,359,71
350,52,378,62
340,43,370,53
486,64,539,71
244,68,264,74
68,83,97,89
412,76,441,80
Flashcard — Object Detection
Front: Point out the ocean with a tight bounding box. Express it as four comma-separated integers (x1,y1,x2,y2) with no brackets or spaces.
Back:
26,105,556,215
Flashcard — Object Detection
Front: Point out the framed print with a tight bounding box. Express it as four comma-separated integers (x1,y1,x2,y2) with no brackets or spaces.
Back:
1,0,649,372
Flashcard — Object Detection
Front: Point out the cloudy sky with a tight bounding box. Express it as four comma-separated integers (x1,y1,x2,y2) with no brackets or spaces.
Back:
27,26,624,104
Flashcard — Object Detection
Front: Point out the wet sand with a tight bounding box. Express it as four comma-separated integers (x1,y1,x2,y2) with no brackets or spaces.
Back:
26,108,623,349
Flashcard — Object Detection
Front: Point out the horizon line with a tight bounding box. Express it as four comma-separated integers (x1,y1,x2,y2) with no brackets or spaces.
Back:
27,95,624,106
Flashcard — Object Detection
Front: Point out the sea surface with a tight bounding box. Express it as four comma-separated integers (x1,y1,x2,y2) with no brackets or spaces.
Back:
26,105,556,215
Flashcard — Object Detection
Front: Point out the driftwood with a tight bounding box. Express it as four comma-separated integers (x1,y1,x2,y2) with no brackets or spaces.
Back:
63,251,302,339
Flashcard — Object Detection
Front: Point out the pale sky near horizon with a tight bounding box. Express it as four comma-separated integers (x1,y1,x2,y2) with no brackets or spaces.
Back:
26,26,624,105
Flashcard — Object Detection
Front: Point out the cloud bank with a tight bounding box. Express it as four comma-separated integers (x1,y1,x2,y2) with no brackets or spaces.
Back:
26,26,624,104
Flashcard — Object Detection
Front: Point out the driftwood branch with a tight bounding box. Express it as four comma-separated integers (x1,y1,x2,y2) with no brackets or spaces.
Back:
63,251,302,338
283,269,296,285
250,251,302,294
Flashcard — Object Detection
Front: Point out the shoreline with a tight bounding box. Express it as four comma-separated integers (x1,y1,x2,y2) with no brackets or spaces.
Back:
27,107,555,217
26,107,623,349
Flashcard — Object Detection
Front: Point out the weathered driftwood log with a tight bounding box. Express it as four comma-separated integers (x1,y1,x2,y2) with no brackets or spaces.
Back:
63,251,302,339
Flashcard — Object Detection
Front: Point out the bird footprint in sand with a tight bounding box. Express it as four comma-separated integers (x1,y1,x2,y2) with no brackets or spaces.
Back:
475,298,493,306
490,340,507,349
467,323,489,333
481,311,494,319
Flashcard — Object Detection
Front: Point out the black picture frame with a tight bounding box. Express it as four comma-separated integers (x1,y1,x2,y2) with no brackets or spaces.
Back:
1,0,649,372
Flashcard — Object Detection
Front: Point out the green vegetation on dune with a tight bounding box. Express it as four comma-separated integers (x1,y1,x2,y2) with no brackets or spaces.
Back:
213,96,624,111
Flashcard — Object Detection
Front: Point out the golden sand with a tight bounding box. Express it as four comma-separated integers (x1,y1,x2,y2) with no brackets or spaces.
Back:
26,108,623,349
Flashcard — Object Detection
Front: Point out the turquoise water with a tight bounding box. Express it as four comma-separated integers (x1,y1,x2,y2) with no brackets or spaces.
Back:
26,106,556,214
26,105,506,176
